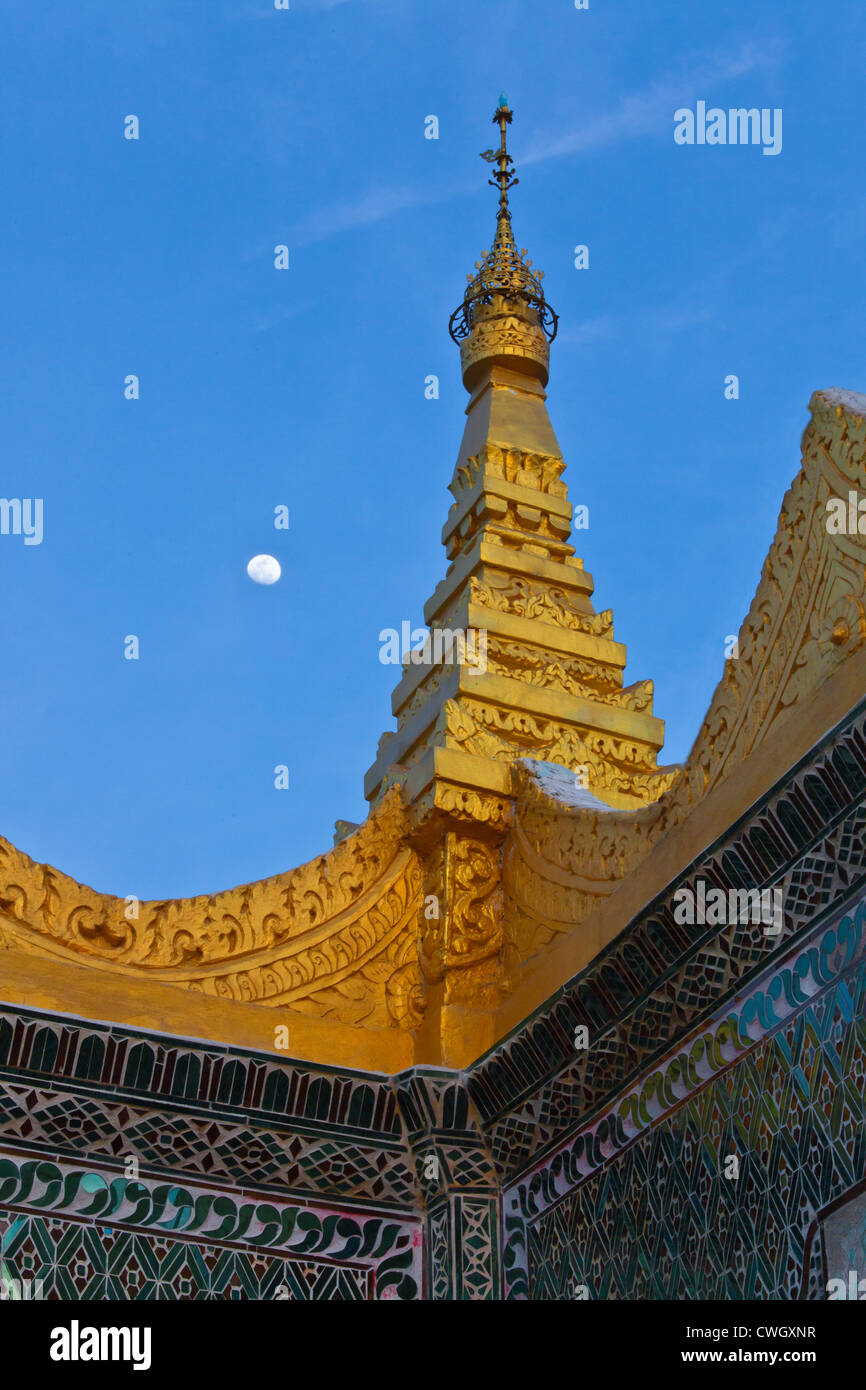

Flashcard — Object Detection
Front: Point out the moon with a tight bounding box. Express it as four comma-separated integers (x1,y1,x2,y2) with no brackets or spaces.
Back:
246,554,281,585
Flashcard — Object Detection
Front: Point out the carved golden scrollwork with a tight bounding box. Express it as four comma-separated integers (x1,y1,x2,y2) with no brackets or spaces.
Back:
450,445,566,501
470,574,608,635
0,790,427,1031
442,833,504,1006
664,391,866,825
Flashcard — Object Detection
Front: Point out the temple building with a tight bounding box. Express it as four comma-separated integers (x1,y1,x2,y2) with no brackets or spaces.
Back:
1,102,866,1300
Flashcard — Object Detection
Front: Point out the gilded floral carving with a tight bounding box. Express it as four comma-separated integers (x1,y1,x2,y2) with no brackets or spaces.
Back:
0,791,426,1031
470,574,611,636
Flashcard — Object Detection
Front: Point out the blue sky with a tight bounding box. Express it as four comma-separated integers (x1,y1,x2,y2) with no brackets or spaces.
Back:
1,0,864,900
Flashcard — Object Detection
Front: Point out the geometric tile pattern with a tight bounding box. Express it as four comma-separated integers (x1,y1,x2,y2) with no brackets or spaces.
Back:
424,1194,501,1300
394,1069,502,1299
0,1082,416,1208
456,1196,500,1300
1,1212,370,1299
0,1010,408,1137
427,1202,452,1300
486,700,866,1298
520,940,866,1300
395,1068,499,1210
0,1158,421,1300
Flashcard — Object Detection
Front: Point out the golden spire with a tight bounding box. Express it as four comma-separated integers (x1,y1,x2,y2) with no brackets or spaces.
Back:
449,97,557,390
366,99,675,837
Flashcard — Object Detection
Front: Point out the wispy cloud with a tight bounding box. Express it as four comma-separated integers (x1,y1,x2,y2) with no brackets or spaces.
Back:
556,316,619,348
558,305,713,349
248,301,311,334
285,40,788,248
522,40,787,166
287,183,440,248
649,306,713,335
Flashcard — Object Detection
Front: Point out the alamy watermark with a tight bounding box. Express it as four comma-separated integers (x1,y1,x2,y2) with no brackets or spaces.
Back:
673,879,783,935
1,1266,44,1300
0,497,43,545
379,621,487,674
825,490,866,534
827,1270,866,1299
674,103,782,156
50,1321,152,1370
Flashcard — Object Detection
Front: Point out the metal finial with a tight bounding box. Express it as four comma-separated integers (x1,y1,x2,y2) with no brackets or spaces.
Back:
449,104,557,351
487,100,518,224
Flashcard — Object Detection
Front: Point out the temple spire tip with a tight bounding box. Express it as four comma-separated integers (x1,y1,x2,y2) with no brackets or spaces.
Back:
449,103,557,388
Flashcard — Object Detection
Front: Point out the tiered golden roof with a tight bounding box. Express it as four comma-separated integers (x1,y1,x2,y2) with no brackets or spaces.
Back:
366,100,677,829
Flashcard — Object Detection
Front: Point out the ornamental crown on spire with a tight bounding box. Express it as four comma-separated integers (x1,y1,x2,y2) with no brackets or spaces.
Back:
449,97,557,360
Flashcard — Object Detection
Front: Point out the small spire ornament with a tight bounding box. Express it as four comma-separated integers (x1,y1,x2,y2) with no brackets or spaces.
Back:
449,100,557,352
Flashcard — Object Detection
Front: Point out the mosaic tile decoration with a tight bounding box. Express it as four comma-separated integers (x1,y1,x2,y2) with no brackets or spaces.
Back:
517,943,866,1300
0,1007,420,1213
811,1182,866,1296
489,699,866,1299
1,1212,371,1300
505,895,866,1295
0,1012,404,1141
0,1077,418,1210
0,1157,421,1300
